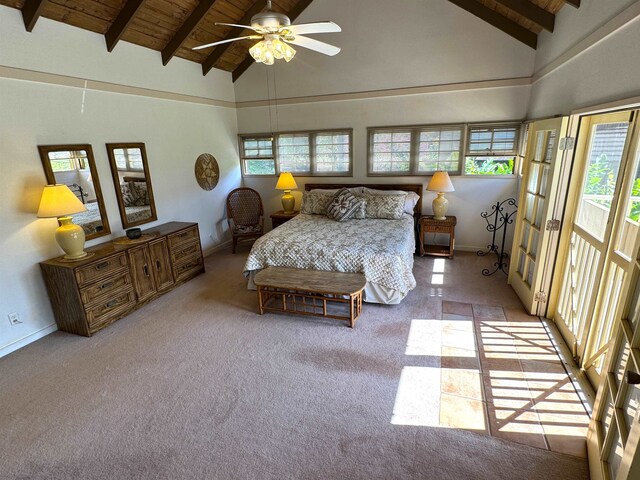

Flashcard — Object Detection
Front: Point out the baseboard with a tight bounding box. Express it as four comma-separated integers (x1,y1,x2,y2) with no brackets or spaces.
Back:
203,240,231,257
0,323,58,358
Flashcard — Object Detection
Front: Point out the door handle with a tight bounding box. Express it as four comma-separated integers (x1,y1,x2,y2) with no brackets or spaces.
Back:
143,264,150,277
628,371,640,385
156,260,161,270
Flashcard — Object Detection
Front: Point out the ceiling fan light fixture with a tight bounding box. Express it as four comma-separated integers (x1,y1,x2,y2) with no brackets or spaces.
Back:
249,37,296,64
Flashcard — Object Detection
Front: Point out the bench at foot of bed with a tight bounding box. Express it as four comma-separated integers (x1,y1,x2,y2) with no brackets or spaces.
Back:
253,267,366,328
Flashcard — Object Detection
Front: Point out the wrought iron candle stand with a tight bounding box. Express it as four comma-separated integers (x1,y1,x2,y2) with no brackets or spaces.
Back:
477,198,518,276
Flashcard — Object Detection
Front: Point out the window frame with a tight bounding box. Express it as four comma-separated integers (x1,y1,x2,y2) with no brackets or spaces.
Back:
114,147,144,172
367,123,465,176
462,122,521,178
239,128,353,177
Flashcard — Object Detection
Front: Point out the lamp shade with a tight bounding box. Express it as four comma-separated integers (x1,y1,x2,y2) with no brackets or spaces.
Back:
37,185,87,218
427,171,455,192
275,172,298,191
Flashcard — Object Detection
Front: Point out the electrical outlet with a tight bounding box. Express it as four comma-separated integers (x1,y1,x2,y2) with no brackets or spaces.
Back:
8,312,22,326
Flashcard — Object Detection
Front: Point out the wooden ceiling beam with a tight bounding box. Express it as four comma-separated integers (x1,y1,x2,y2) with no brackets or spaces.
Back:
447,0,537,49
21,0,47,32
162,0,218,66
105,0,146,52
492,0,555,32
231,0,316,82
201,0,268,76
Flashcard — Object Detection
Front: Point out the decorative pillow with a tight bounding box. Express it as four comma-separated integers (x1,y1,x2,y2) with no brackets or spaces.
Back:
352,196,367,219
130,182,150,206
301,190,335,215
311,187,364,195
326,189,363,222
363,192,406,219
121,182,137,207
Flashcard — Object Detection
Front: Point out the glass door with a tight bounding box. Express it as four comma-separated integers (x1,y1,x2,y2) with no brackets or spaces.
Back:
509,117,569,314
553,112,634,384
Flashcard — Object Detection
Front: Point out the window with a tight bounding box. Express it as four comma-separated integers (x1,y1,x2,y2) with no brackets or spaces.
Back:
114,148,144,171
48,150,87,172
368,125,464,175
464,124,520,176
239,129,352,176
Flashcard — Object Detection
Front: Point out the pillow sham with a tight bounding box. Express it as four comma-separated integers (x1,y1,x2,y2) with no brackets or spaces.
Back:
301,190,334,215
362,192,406,220
326,189,364,222
363,188,420,214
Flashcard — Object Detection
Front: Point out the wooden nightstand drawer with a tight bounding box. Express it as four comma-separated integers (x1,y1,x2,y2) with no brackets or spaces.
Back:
168,226,199,249
426,225,453,234
79,268,132,304
75,253,128,286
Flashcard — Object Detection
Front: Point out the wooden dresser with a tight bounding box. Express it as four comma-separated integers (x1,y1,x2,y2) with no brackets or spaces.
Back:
40,222,204,336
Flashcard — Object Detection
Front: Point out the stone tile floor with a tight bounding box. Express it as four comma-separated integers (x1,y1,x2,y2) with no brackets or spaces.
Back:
391,298,590,458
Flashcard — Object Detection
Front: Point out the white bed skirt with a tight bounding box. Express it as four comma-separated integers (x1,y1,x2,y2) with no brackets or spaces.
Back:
246,270,405,305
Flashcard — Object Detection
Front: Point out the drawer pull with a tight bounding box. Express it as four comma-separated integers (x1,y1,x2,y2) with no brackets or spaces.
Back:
156,260,161,270
95,261,110,270
179,245,197,255
99,281,114,290
143,264,150,277
105,299,118,308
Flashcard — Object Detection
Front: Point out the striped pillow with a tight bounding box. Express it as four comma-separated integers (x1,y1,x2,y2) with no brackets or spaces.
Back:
326,188,363,222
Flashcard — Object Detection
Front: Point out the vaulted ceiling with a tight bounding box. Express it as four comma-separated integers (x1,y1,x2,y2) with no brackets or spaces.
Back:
1,0,580,82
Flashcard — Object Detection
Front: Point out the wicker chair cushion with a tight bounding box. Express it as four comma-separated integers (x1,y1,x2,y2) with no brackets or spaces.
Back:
234,224,262,234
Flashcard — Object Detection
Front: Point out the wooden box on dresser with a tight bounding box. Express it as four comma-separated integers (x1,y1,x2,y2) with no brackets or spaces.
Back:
40,222,204,336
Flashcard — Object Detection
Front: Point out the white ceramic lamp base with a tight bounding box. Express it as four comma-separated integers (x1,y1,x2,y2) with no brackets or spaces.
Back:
281,190,295,214
55,216,87,260
432,192,449,220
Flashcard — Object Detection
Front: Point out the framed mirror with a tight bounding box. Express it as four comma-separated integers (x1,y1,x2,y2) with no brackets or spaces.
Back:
38,144,111,240
106,143,157,229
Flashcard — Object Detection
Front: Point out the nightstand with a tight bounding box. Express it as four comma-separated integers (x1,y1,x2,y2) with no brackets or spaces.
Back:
270,210,299,228
419,215,457,258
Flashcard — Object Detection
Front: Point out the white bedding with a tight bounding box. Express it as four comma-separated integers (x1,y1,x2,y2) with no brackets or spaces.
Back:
243,213,416,304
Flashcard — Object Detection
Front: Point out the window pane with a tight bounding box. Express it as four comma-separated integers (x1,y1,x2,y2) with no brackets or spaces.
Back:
465,156,515,175
243,137,273,157
278,134,310,173
371,129,412,173
314,132,350,174
244,159,276,175
468,125,519,156
417,127,462,173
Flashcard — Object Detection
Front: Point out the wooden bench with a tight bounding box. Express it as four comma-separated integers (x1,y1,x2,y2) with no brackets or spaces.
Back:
254,267,366,328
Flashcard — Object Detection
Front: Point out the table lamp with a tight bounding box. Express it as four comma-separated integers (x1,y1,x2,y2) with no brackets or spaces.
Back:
276,172,298,214
426,171,455,220
38,184,88,260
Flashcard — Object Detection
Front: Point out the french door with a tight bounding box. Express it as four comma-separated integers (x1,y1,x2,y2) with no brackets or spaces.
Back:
552,111,637,388
509,117,570,315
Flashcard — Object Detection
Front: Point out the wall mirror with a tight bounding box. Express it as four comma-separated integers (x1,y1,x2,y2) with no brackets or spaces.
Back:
38,144,111,240
106,143,157,229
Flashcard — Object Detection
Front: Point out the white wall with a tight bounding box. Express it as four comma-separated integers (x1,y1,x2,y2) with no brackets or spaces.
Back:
235,0,533,250
528,2,640,118
0,7,240,356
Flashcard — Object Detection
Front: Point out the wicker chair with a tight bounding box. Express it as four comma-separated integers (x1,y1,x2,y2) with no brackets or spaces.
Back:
226,187,264,253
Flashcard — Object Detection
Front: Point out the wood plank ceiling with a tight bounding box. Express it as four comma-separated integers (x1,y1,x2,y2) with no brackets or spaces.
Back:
1,0,579,82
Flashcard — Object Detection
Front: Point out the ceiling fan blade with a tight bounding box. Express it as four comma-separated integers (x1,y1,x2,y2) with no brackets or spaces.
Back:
214,22,261,32
285,21,341,35
192,35,262,51
284,36,340,56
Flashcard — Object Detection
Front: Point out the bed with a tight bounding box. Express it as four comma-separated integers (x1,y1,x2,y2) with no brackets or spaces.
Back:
72,202,104,235
243,184,421,305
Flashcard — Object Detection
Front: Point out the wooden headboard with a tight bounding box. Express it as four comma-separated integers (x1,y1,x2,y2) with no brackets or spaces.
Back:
122,176,146,183
304,183,423,216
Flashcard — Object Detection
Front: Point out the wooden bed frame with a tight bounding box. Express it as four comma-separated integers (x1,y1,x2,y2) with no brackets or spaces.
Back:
304,183,424,217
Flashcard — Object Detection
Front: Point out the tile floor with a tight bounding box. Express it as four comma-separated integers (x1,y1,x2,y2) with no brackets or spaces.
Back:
391,299,590,458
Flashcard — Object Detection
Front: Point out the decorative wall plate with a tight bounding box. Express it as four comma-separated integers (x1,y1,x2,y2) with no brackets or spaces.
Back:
195,153,219,191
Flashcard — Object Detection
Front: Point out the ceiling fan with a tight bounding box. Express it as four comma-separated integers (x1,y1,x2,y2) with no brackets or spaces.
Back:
192,0,341,65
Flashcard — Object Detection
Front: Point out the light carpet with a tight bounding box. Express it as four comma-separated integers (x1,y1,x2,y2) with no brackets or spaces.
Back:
0,251,589,479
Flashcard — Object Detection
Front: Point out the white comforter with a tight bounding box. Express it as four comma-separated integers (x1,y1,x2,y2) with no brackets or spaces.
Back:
243,213,416,297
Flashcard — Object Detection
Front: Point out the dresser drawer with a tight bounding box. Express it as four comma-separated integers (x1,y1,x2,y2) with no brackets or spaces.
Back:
173,253,204,282
79,268,132,305
75,253,128,286
170,240,202,264
168,226,199,249
85,287,136,333
424,224,453,234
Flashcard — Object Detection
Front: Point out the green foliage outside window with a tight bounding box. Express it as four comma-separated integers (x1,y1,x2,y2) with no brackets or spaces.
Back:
464,157,515,175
